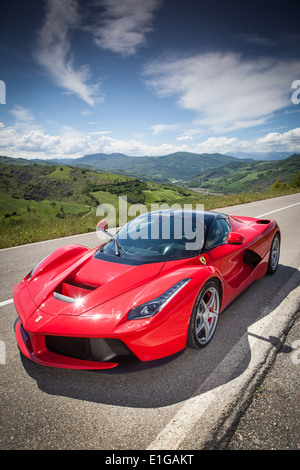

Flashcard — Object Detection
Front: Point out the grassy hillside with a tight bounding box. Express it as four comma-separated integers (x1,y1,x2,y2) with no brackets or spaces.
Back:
73,151,239,182
0,156,299,249
0,162,202,247
1,152,240,182
187,154,300,193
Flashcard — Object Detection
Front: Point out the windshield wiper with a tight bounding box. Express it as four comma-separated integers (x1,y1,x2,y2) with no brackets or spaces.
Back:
99,237,126,256
97,222,126,257
111,238,126,257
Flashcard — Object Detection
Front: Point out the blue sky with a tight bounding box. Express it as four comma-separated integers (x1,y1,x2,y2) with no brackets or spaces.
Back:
0,0,299,160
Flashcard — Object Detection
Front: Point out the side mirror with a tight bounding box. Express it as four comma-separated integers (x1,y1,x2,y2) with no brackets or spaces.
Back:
96,220,115,240
97,219,107,231
228,232,245,245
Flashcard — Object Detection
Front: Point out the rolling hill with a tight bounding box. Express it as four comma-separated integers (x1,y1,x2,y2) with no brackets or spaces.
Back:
1,152,241,182
0,153,299,248
71,152,239,181
0,161,204,247
186,154,300,194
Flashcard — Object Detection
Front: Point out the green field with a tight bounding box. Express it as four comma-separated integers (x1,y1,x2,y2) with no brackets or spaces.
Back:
0,163,200,247
0,157,299,248
187,154,300,193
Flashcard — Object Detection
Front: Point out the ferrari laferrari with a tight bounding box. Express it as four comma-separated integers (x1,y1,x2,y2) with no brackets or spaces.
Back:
14,209,280,369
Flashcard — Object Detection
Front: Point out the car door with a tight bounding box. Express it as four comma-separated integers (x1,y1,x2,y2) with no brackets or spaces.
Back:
203,218,251,308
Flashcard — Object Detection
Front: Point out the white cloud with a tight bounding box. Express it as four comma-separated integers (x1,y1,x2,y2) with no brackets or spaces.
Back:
176,135,194,141
10,105,35,122
144,52,300,132
90,0,162,56
9,105,43,134
80,108,92,116
88,130,113,136
1,123,299,161
91,135,189,156
256,127,300,152
0,124,189,159
0,127,60,153
150,123,178,135
194,136,239,154
34,0,161,104
35,0,99,106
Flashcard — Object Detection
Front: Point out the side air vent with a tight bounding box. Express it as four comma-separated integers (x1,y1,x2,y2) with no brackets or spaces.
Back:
244,249,262,267
255,219,270,224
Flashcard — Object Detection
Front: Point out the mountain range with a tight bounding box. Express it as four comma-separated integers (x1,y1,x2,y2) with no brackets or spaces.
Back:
0,151,248,182
0,151,297,184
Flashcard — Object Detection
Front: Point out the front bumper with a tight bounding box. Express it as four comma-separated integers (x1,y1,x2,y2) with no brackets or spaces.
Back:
13,274,197,369
15,321,121,370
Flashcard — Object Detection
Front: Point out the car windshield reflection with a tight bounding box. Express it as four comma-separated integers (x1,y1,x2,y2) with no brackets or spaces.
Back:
95,210,207,263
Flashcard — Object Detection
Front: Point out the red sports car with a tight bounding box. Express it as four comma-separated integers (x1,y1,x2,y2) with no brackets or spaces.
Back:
14,209,280,370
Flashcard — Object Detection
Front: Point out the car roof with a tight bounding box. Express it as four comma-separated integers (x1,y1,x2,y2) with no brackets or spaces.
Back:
137,209,227,224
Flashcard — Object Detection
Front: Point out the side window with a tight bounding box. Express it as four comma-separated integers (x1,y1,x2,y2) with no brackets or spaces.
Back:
205,219,230,250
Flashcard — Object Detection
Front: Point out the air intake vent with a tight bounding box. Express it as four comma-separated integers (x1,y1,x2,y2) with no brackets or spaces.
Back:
255,219,270,224
45,336,132,362
53,281,96,303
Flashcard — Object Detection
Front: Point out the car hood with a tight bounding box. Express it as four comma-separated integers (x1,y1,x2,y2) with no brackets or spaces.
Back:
31,255,165,316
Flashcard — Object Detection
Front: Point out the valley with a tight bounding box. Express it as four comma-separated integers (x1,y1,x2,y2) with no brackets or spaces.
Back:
0,151,299,248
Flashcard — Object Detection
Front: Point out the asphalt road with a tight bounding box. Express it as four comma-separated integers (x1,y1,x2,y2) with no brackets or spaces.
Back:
226,312,300,450
0,193,299,451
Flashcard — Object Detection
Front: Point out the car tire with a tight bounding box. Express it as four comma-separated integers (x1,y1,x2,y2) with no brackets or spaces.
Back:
267,232,280,275
187,279,221,349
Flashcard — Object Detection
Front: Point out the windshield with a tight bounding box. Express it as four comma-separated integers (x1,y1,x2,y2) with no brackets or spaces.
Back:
95,211,206,264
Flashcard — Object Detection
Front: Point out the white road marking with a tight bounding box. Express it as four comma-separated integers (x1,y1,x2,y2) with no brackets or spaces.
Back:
256,201,300,218
0,298,13,307
0,340,6,364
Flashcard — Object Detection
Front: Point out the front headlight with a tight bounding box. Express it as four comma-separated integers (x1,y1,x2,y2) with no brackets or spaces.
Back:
127,278,191,320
